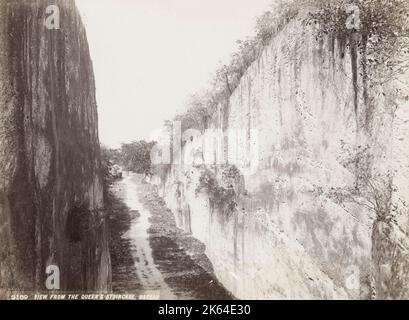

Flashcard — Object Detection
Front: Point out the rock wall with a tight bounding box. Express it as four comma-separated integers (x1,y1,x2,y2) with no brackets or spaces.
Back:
157,13,409,299
0,0,110,294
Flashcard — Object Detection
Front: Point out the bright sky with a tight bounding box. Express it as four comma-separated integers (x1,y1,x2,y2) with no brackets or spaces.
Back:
75,0,273,148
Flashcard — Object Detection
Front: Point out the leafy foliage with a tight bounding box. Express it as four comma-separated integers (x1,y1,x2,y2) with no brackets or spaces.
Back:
308,0,409,84
120,140,156,176
327,143,396,222
195,165,243,217
196,169,237,216
101,146,121,185
174,1,302,131
220,164,242,190
174,92,215,132
173,0,409,132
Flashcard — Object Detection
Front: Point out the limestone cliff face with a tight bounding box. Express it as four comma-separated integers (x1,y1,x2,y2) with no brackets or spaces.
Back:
0,0,110,293
158,13,409,299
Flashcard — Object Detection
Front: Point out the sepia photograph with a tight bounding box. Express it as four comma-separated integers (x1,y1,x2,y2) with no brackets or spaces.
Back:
0,0,409,309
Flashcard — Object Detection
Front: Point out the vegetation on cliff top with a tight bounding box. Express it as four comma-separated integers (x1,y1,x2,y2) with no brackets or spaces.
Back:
309,0,409,86
164,0,409,220
174,0,301,131
174,0,409,132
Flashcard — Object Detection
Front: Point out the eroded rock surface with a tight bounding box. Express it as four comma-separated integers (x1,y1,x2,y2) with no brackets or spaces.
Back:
0,0,110,294
156,11,409,299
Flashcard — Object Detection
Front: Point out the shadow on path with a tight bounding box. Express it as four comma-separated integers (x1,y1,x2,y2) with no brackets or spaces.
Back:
138,183,235,300
106,185,142,292
107,172,234,299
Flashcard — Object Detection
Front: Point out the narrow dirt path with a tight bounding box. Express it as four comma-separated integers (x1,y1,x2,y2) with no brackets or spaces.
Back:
108,171,234,300
109,172,174,298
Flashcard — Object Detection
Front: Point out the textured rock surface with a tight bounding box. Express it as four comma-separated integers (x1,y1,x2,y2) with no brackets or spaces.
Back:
0,0,110,293
157,14,409,299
